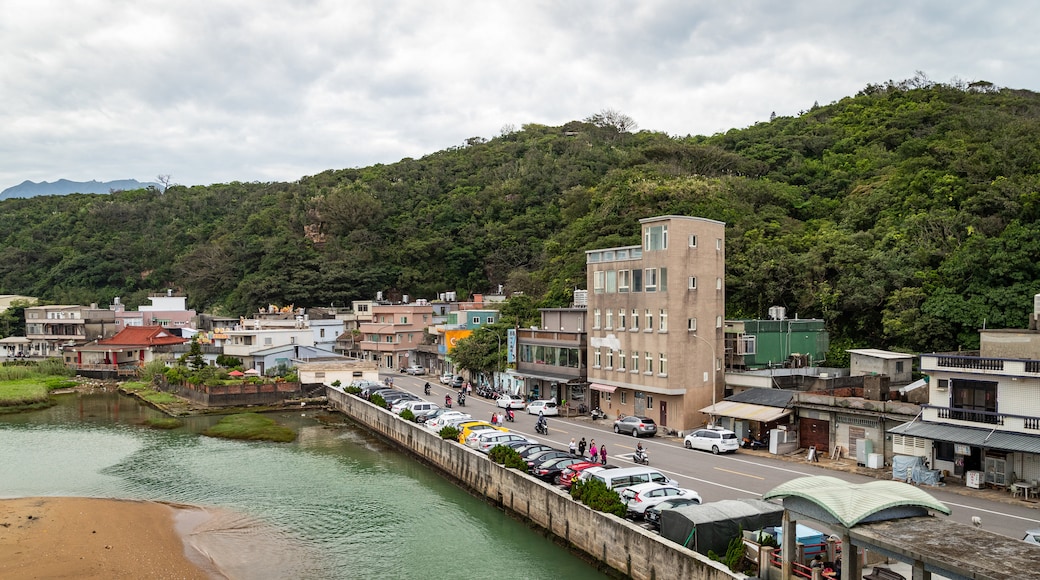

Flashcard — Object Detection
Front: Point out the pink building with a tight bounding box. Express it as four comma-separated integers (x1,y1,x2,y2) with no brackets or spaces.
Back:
359,303,435,370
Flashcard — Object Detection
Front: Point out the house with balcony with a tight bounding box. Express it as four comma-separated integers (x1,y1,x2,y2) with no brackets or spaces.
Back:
890,295,1040,488
110,291,197,331
67,325,186,378
24,304,118,358
358,302,435,370
510,307,588,406
585,215,726,433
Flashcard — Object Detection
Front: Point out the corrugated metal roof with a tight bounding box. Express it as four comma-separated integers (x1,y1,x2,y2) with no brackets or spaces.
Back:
889,420,1040,455
700,400,792,422
763,476,950,528
728,388,794,407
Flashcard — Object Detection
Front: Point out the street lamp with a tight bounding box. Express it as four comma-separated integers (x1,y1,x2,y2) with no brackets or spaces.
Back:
691,331,719,420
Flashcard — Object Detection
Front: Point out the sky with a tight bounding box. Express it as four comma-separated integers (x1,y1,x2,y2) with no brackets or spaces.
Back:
2,1,1036,192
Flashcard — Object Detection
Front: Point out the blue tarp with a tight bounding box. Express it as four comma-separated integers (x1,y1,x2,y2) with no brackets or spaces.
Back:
892,455,943,485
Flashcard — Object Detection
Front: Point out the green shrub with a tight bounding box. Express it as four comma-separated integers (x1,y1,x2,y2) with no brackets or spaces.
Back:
400,408,415,421
438,426,460,440
488,445,528,471
43,377,78,390
708,526,747,572
202,413,297,442
370,394,386,408
140,359,169,384
331,380,342,388
345,385,362,395
570,478,626,516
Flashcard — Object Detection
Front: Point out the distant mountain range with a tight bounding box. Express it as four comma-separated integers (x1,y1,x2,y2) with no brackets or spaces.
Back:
0,179,159,200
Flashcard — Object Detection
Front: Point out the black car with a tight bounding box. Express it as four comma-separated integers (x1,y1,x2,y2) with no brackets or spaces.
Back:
530,457,585,482
525,450,573,468
380,391,420,409
643,497,703,529
515,444,556,460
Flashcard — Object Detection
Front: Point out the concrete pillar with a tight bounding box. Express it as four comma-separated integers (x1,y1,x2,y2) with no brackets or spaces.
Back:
812,569,823,580
826,537,837,563
759,546,775,580
782,511,796,579
841,532,859,580
911,559,931,580
796,542,806,565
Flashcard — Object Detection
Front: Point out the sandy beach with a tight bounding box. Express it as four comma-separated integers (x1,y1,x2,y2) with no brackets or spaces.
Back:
0,497,214,580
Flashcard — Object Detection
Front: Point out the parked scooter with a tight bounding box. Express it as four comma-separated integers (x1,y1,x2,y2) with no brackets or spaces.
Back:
742,435,768,450
590,407,606,420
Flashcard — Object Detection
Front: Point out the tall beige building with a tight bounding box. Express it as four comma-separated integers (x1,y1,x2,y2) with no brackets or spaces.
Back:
585,215,725,433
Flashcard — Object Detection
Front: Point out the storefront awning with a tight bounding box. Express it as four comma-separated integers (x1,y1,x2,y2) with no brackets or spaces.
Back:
590,383,617,393
700,401,791,423
509,369,585,383
888,420,1040,455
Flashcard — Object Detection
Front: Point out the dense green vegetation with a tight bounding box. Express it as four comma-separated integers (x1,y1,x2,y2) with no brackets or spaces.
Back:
202,413,297,442
0,359,75,410
2,77,1039,354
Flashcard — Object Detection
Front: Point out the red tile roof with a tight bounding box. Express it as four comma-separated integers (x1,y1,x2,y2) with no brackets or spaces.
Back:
97,326,188,347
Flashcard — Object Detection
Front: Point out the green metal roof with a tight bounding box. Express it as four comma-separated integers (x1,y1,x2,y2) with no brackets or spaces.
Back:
762,476,951,528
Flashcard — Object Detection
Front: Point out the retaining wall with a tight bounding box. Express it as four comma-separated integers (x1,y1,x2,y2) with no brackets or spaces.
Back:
327,387,744,580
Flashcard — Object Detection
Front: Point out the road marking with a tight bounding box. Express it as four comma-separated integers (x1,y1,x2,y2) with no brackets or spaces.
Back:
715,466,764,480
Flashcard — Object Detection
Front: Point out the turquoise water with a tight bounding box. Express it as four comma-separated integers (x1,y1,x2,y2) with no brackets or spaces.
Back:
0,392,605,579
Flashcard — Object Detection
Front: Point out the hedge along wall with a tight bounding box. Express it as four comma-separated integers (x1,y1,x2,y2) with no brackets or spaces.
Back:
326,387,744,580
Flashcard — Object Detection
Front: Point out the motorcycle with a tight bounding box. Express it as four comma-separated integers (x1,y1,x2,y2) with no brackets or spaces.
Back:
444,396,452,409
458,392,466,407
535,421,548,435
590,407,606,420
742,436,768,450
633,449,649,465
424,383,431,396
505,409,515,422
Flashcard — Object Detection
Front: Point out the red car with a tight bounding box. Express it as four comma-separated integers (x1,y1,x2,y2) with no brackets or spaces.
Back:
556,461,605,488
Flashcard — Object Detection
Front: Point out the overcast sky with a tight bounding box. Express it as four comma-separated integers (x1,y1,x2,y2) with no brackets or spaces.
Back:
2,1,1035,191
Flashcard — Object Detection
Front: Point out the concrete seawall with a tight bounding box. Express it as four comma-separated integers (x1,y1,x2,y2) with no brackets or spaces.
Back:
326,387,744,580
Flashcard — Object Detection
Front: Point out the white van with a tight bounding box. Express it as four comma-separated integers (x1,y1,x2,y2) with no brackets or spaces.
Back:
585,467,678,490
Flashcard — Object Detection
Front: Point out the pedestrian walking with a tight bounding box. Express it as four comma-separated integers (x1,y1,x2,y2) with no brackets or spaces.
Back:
589,440,598,461
600,445,607,465
569,438,577,456
578,437,587,458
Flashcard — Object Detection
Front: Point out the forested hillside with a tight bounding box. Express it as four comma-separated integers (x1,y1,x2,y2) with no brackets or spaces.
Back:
2,77,1039,357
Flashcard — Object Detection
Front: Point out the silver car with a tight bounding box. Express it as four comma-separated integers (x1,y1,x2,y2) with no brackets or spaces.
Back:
613,416,657,438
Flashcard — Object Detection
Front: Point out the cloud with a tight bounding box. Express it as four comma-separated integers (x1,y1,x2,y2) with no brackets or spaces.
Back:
1,0,1036,190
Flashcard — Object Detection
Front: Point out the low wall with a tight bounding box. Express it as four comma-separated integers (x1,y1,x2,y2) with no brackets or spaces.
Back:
170,381,303,407
327,387,743,580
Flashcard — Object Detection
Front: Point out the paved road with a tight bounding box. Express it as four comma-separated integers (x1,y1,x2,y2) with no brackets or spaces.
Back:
384,373,1040,543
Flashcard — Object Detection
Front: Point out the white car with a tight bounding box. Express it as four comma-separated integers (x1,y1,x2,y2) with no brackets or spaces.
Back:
391,400,438,415
1024,528,1040,545
526,400,559,416
439,373,454,385
619,482,702,517
473,432,535,453
425,412,471,430
683,427,740,455
496,394,526,409
404,365,425,375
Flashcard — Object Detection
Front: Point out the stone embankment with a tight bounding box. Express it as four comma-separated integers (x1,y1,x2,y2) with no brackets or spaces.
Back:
326,387,744,580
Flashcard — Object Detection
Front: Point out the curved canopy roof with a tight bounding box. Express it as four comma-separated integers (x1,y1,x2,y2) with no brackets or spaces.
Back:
763,476,950,528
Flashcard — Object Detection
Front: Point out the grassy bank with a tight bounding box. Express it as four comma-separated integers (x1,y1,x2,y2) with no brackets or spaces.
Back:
0,360,74,412
202,413,297,442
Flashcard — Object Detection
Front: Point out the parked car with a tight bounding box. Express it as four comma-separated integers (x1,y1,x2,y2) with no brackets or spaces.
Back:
474,432,534,453
392,400,438,415
404,365,425,375
683,427,740,454
613,416,657,438
450,376,465,389
381,391,420,409
525,450,573,468
581,466,678,490
556,462,610,488
644,497,705,529
1023,528,1040,545
515,444,556,460
496,394,526,409
526,400,559,416
439,373,454,385
531,457,585,482
458,422,504,445
425,412,471,430
619,483,702,518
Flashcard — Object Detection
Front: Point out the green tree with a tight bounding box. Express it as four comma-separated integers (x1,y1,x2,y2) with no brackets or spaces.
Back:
187,336,205,371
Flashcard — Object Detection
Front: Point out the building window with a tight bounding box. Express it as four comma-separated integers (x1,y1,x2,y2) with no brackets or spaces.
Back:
645,224,668,251
716,315,723,328
606,270,617,293
618,270,630,292
593,309,601,329
740,335,757,355
716,277,722,290
689,234,697,247
400,316,408,324
620,391,627,404
688,318,697,332
594,349,601,368
645,309,653,331
594,270,605,293
618,309,626,329
645,352,653,374
660,267,667,291
619,349,626,371
606,350,614,369
896,361,904,373
659,353,667,376
951,379,998,423
645,268,658,292
632,269,643,292
384,335,394,343
488,317,494,324
605,310,614,329
688,276,697,290
408,333,414,342
631,309,639,330
320,328,326,338
646,395,653,410
315,371,325,379
264,337,273,346
659,309,667,332
631,352,639,372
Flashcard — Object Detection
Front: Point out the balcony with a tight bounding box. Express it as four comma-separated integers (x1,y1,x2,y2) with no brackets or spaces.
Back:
923,404,1040,432
921,353,1040,377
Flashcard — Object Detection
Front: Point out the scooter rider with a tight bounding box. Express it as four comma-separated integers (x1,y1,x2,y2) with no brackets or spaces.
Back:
424,382,431,395
634,442,648,463
445,394,452,408
536,411,547,434
506,408,515,422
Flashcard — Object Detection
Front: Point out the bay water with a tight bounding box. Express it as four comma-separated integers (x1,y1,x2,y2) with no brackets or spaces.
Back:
0,391,606,579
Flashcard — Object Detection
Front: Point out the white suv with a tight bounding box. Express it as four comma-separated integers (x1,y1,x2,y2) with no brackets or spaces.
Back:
404,365,425,375
683,427,740,454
